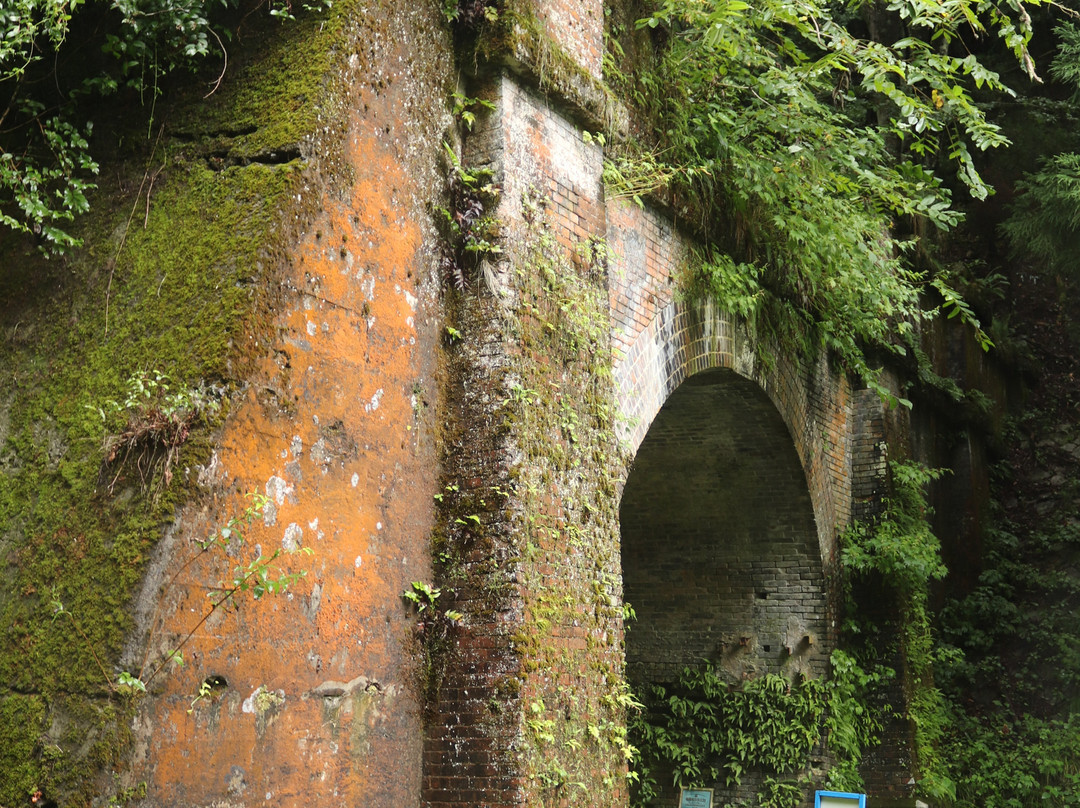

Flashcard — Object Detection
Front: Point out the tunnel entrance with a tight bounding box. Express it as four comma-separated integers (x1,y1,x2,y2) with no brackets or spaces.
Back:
620,368,831,800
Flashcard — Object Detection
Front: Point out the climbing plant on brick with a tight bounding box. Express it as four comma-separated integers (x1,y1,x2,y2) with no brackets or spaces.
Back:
840,460,954,801
504,207,632,805
628,651,889,808
602,0,1047,398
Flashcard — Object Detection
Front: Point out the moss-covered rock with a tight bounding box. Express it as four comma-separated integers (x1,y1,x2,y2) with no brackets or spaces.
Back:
0,4,358,803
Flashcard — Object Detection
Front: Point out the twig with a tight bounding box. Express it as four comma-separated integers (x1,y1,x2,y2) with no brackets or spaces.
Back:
204,28,229,98
142,561,271,688
144,161,166,228
137,540,216,680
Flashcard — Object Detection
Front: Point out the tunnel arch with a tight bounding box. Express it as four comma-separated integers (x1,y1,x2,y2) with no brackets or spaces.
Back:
614,299,852,803
619,366,830,686
613,297,857,583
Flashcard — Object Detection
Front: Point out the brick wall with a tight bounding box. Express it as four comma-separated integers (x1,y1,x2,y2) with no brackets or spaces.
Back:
608,199,855,583
426,69,627,808
115,5,458,805
422,287,526,808
425,0,915,803
518,0,604,80
621,368,829,686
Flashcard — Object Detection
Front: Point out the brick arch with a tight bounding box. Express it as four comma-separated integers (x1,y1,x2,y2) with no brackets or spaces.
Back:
611,291,855,581
619,364,830,684
613,292,853,805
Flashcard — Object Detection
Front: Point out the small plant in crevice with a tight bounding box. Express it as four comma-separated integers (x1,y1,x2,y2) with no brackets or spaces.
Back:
451,91,495,132
267,0,333,21
403,580,463,623
91,369,224,498
437,142,501,291
402,580,464,709
441,0,500,29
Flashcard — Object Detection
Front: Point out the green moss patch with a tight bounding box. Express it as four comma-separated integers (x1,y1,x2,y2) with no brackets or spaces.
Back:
0,6,343,800
0,694,46,807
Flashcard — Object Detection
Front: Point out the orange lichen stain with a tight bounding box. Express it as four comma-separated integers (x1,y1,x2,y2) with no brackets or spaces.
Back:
136,90,438,806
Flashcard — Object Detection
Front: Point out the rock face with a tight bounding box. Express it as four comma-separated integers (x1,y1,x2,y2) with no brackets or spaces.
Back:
0,1,932,806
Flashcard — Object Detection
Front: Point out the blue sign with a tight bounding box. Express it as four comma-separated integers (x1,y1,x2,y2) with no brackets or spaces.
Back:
680,787,714,808
815,790,867,808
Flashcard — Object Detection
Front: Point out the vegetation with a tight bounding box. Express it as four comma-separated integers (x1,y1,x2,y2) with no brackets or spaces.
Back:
609,2,1080,800
939,520,1080,808
629,653,889,808
841,461,955,801
627,461,947,807
931,15,1080,807
0,0,321,789
3,0,1080,804
0,0,328,253
603,0,1065,397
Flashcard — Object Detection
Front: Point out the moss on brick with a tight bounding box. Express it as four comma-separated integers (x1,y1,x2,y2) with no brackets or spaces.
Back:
167,10,347,161
0,1,368,801
428,189,631,804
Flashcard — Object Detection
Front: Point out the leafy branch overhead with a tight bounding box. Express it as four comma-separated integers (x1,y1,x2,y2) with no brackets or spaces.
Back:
608,0,1057,392
0,0,330,253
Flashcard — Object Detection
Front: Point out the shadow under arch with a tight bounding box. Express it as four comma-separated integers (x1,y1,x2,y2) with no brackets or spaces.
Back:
614,296,851,801
619,366,830,688
614,297,855,581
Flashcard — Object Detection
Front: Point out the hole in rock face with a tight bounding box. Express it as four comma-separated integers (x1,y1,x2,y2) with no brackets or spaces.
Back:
204,675,228,689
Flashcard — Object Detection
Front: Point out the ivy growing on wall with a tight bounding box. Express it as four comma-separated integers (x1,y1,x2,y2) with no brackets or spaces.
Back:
840,460,954,801
628,651,890,808
600,0,1059,398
